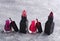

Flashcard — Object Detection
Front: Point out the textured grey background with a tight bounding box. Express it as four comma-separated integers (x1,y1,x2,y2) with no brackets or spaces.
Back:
0,0,60,41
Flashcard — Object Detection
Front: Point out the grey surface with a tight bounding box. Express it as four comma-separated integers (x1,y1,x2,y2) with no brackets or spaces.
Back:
0,0,60,41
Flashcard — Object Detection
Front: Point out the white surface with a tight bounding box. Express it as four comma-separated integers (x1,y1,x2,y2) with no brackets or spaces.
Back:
0,0,60,41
